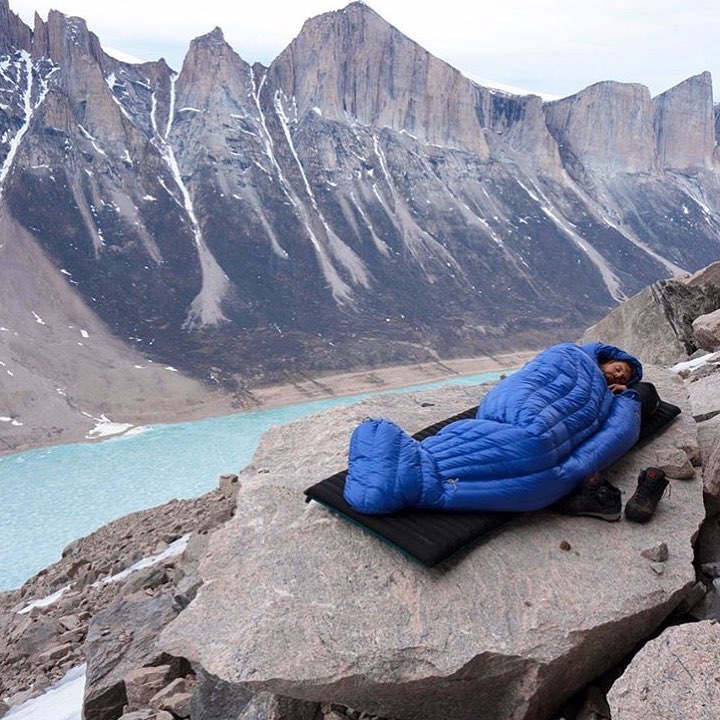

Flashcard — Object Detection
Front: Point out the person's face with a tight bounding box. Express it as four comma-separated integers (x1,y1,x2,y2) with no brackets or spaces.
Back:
599,360,632,386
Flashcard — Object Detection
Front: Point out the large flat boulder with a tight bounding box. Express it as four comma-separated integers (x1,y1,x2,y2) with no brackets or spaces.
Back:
160,377,704,720
686,364,720,422
581,279,720,365
606,620,720,718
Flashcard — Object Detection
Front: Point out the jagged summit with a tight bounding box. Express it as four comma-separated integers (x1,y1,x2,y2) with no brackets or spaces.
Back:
0,0,31,52
191,26,227,46
181,23,249,77
545,80,658,175
653,70,713,99
301,1,387,30
32,9,105,64
269,0,490,154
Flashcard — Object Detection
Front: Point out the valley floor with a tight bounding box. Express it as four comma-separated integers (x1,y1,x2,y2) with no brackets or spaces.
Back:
243,350,537,409
0,350,536,460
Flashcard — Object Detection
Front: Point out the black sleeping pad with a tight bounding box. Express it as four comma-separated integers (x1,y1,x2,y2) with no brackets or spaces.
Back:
304,387,681,567
304,406,513,567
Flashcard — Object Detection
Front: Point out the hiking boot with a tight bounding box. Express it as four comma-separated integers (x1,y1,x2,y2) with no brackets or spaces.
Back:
555,480,622,522
625,468,668,523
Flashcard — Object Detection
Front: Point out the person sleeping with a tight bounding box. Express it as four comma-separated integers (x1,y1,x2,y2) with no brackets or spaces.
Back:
599,357,634,395
343,342,642,515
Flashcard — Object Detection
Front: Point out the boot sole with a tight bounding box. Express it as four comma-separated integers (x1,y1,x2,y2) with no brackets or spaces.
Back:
575,510,621,522
624,509,653,523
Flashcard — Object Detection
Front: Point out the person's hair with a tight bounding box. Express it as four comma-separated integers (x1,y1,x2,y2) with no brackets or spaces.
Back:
598,357,632,371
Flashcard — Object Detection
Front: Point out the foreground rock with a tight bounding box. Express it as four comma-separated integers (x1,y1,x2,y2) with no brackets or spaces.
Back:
0,486,236,710
685,260,720,289
160,375,704,720
692,308,720,352
697,413,720,514
607,620,720,718
685,356,720,423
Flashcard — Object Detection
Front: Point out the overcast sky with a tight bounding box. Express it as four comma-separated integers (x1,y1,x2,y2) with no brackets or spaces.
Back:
9,0,720,100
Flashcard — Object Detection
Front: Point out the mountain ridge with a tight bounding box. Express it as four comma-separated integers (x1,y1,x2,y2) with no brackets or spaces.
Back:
1,0,720,451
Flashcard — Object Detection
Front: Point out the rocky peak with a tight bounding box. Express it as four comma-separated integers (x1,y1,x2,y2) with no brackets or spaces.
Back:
654,72,715,171
267,1,490,156
178,25,251,90
183,26,229,60
0,0,31,54
28,10,131,149
475,87,564,173
173,24,256,162
544,81,658,176
32,9,104,67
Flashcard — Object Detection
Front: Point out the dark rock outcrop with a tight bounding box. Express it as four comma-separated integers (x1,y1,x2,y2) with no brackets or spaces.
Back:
0,0,31,53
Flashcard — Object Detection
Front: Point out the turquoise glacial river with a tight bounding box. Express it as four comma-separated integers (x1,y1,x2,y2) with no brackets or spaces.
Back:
0,370,504,591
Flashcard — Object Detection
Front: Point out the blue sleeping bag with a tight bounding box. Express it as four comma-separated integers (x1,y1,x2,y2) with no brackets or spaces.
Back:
344,342,642,514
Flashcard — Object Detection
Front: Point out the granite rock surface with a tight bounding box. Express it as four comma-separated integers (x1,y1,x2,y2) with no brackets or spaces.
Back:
581,279,720,365
693,308,720,351
607,620,720,719
160,376,704,720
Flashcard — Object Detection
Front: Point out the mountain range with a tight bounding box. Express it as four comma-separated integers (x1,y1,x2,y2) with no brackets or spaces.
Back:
1,0,720,446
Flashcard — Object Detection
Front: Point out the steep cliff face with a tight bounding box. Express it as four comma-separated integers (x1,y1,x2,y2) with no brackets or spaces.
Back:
544,81,658,177
0,0,30,53
654,72,715,171
3,7,206,351
1,0,720,401
268,3,490,157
